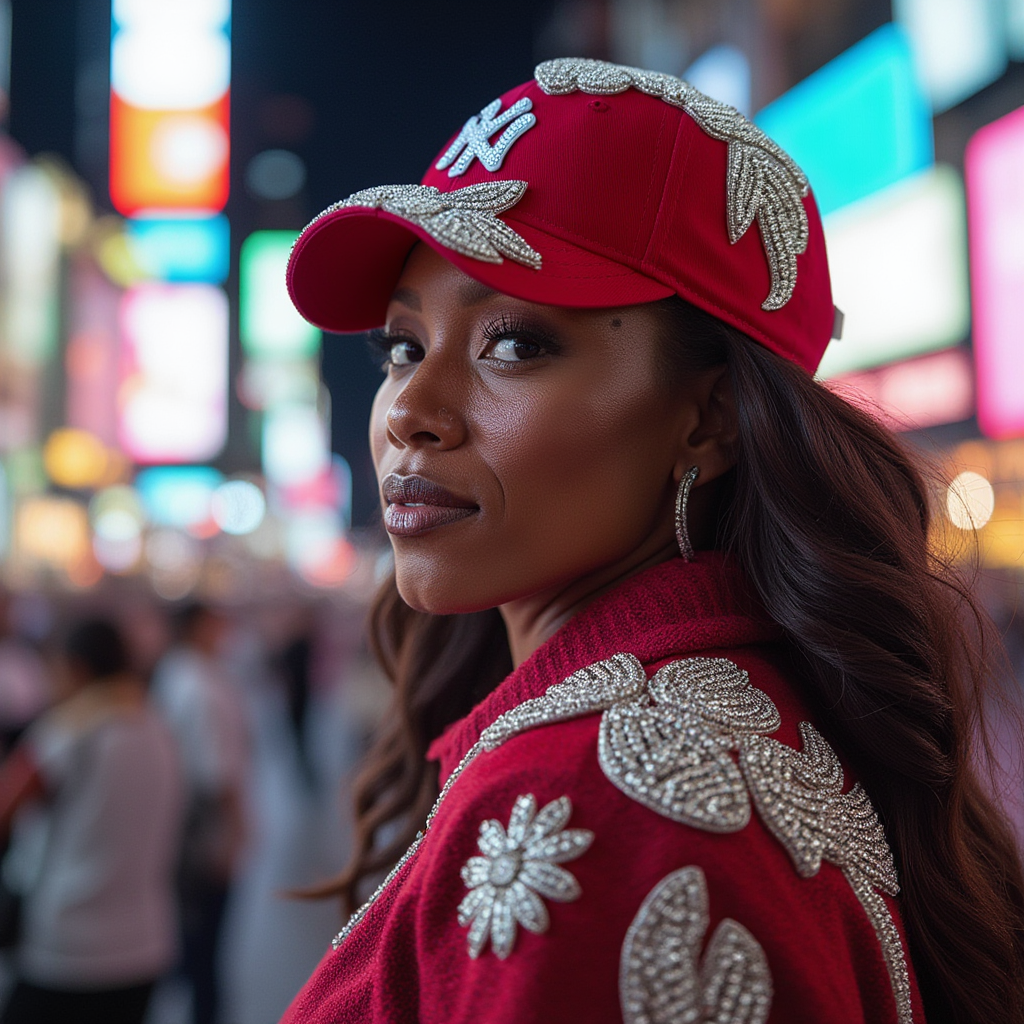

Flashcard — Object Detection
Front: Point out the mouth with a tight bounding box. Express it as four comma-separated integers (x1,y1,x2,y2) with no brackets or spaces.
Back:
381,473,479,537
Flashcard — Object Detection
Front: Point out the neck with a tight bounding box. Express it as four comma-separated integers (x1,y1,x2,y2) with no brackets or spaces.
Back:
499,538,680,666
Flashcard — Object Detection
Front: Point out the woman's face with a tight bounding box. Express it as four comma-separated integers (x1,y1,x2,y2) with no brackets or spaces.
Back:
370,244,720,616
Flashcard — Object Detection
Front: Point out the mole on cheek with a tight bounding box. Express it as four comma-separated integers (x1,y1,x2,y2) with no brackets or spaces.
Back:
610,318,622,330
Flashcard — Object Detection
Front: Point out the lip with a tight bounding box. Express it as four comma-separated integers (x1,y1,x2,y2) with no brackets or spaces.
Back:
381,473,479,537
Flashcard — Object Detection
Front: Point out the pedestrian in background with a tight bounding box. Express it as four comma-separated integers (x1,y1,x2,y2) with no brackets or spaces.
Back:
0,591,51,756
0,617,183,1024
152,602,249,1024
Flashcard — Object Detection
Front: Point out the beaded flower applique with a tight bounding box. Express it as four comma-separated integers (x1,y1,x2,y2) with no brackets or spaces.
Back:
329,652,912,1023
458,794,593,959
480,652,912,1024
620,865,772,1024
534,57,810,312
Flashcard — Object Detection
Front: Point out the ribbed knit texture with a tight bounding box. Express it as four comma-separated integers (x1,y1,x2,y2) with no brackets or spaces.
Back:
281,554,924,1024
428,551,781,780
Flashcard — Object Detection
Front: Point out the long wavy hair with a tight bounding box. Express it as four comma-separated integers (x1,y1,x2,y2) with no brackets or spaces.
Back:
313,296,1024,1024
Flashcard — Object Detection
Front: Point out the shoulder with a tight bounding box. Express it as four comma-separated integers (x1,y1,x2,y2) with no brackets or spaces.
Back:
410,648,918,1023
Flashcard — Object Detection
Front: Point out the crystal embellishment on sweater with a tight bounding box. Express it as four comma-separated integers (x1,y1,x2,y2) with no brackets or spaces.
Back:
308,180,542,270
331,740,484,951
740,723,913,1024
458,794,594,959
435,96,537,177
497,652,912,1021
480,652,648,751
620,865,772,1024
598,657,781,832
534,57,810,312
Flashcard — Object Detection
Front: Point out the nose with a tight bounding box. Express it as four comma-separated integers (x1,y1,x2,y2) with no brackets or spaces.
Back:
384,361,467,451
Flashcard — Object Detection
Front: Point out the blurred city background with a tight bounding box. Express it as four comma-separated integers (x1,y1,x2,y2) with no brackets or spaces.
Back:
0,0,1020,1022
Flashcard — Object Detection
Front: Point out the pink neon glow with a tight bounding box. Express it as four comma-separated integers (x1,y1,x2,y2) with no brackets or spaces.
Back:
966,105,1024,440
118,284,228,463
829,347,974,431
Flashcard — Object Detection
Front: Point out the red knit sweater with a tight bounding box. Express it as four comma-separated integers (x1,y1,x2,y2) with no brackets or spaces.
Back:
281,553,925,1023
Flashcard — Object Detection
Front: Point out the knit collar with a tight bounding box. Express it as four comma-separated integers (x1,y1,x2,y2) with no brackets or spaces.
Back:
427,552,782,777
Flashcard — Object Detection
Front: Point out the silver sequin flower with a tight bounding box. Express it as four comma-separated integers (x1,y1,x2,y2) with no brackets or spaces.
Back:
458,794,593,959
620,865,772,1024
534,57,810,312
306,180,542,270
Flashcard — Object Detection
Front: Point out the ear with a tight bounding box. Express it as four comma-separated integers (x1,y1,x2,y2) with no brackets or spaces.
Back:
672,366,738,486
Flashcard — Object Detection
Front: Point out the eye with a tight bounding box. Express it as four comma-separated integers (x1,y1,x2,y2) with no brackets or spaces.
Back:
488,336,543,363
389,339,424,366
480,314,560,366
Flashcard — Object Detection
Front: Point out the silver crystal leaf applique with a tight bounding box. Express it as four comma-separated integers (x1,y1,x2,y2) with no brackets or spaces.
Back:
315,180,542,270
481,652,649,752
534,57,810,311
620,865,772,1024
458,794,593,959
599,657,781,832
435,96,537,177
740,723,912,1024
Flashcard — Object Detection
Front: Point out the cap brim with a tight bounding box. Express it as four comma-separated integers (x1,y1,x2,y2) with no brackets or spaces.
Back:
287,205,674,333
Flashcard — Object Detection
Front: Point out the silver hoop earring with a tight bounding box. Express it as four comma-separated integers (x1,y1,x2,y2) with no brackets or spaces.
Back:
674,466,700,562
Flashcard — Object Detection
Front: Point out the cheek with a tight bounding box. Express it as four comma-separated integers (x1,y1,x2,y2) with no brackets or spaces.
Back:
484,377,675,545
369,381,393,473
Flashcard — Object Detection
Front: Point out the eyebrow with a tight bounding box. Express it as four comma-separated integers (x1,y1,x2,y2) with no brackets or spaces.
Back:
390,287,422,312
457,280,498,306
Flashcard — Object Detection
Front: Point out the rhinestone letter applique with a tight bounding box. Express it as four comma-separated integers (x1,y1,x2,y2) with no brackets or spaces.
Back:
459,794,593,959
435,97,537,177
310,180,542,270
740,724,913,1024
534,57,810,312
621,865,772,1024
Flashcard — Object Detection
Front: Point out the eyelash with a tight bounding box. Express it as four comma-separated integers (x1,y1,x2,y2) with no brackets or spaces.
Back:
368,315,561,370
479,313,561,360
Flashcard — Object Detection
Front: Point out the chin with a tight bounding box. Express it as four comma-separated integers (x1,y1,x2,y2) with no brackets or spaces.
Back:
393,557,515,616
394,571,486,617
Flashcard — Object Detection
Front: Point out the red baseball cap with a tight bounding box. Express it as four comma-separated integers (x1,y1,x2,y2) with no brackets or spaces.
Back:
287,58,837,374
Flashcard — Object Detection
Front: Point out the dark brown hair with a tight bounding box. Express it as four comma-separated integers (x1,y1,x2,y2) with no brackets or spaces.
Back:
316,296,1024,1023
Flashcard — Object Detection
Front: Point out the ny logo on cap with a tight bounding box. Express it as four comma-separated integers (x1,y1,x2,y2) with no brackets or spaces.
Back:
435,97,536,177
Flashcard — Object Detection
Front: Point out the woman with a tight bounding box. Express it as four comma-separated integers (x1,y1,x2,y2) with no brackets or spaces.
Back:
0,618,183,1024
283,59,1024,1023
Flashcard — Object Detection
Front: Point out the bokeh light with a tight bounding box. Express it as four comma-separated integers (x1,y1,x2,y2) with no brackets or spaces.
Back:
946,470,996,530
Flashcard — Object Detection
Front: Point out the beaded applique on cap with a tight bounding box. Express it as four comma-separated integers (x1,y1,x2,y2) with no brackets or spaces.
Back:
435,97,537,178
458,794,593,959
309,180,542,270
534,57,810,312
620,865,772,1024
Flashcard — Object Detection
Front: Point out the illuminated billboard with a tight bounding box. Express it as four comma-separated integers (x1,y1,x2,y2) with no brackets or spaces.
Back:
755,24,933,216
127,215,230,283
109,0,231,216
817,166,969,379
118,283,228,463
240,231,320,360
894,0,1006,113
966,105,1024,440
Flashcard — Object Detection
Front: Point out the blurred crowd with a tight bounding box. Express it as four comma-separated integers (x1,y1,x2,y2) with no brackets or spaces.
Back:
0,585,388,1024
